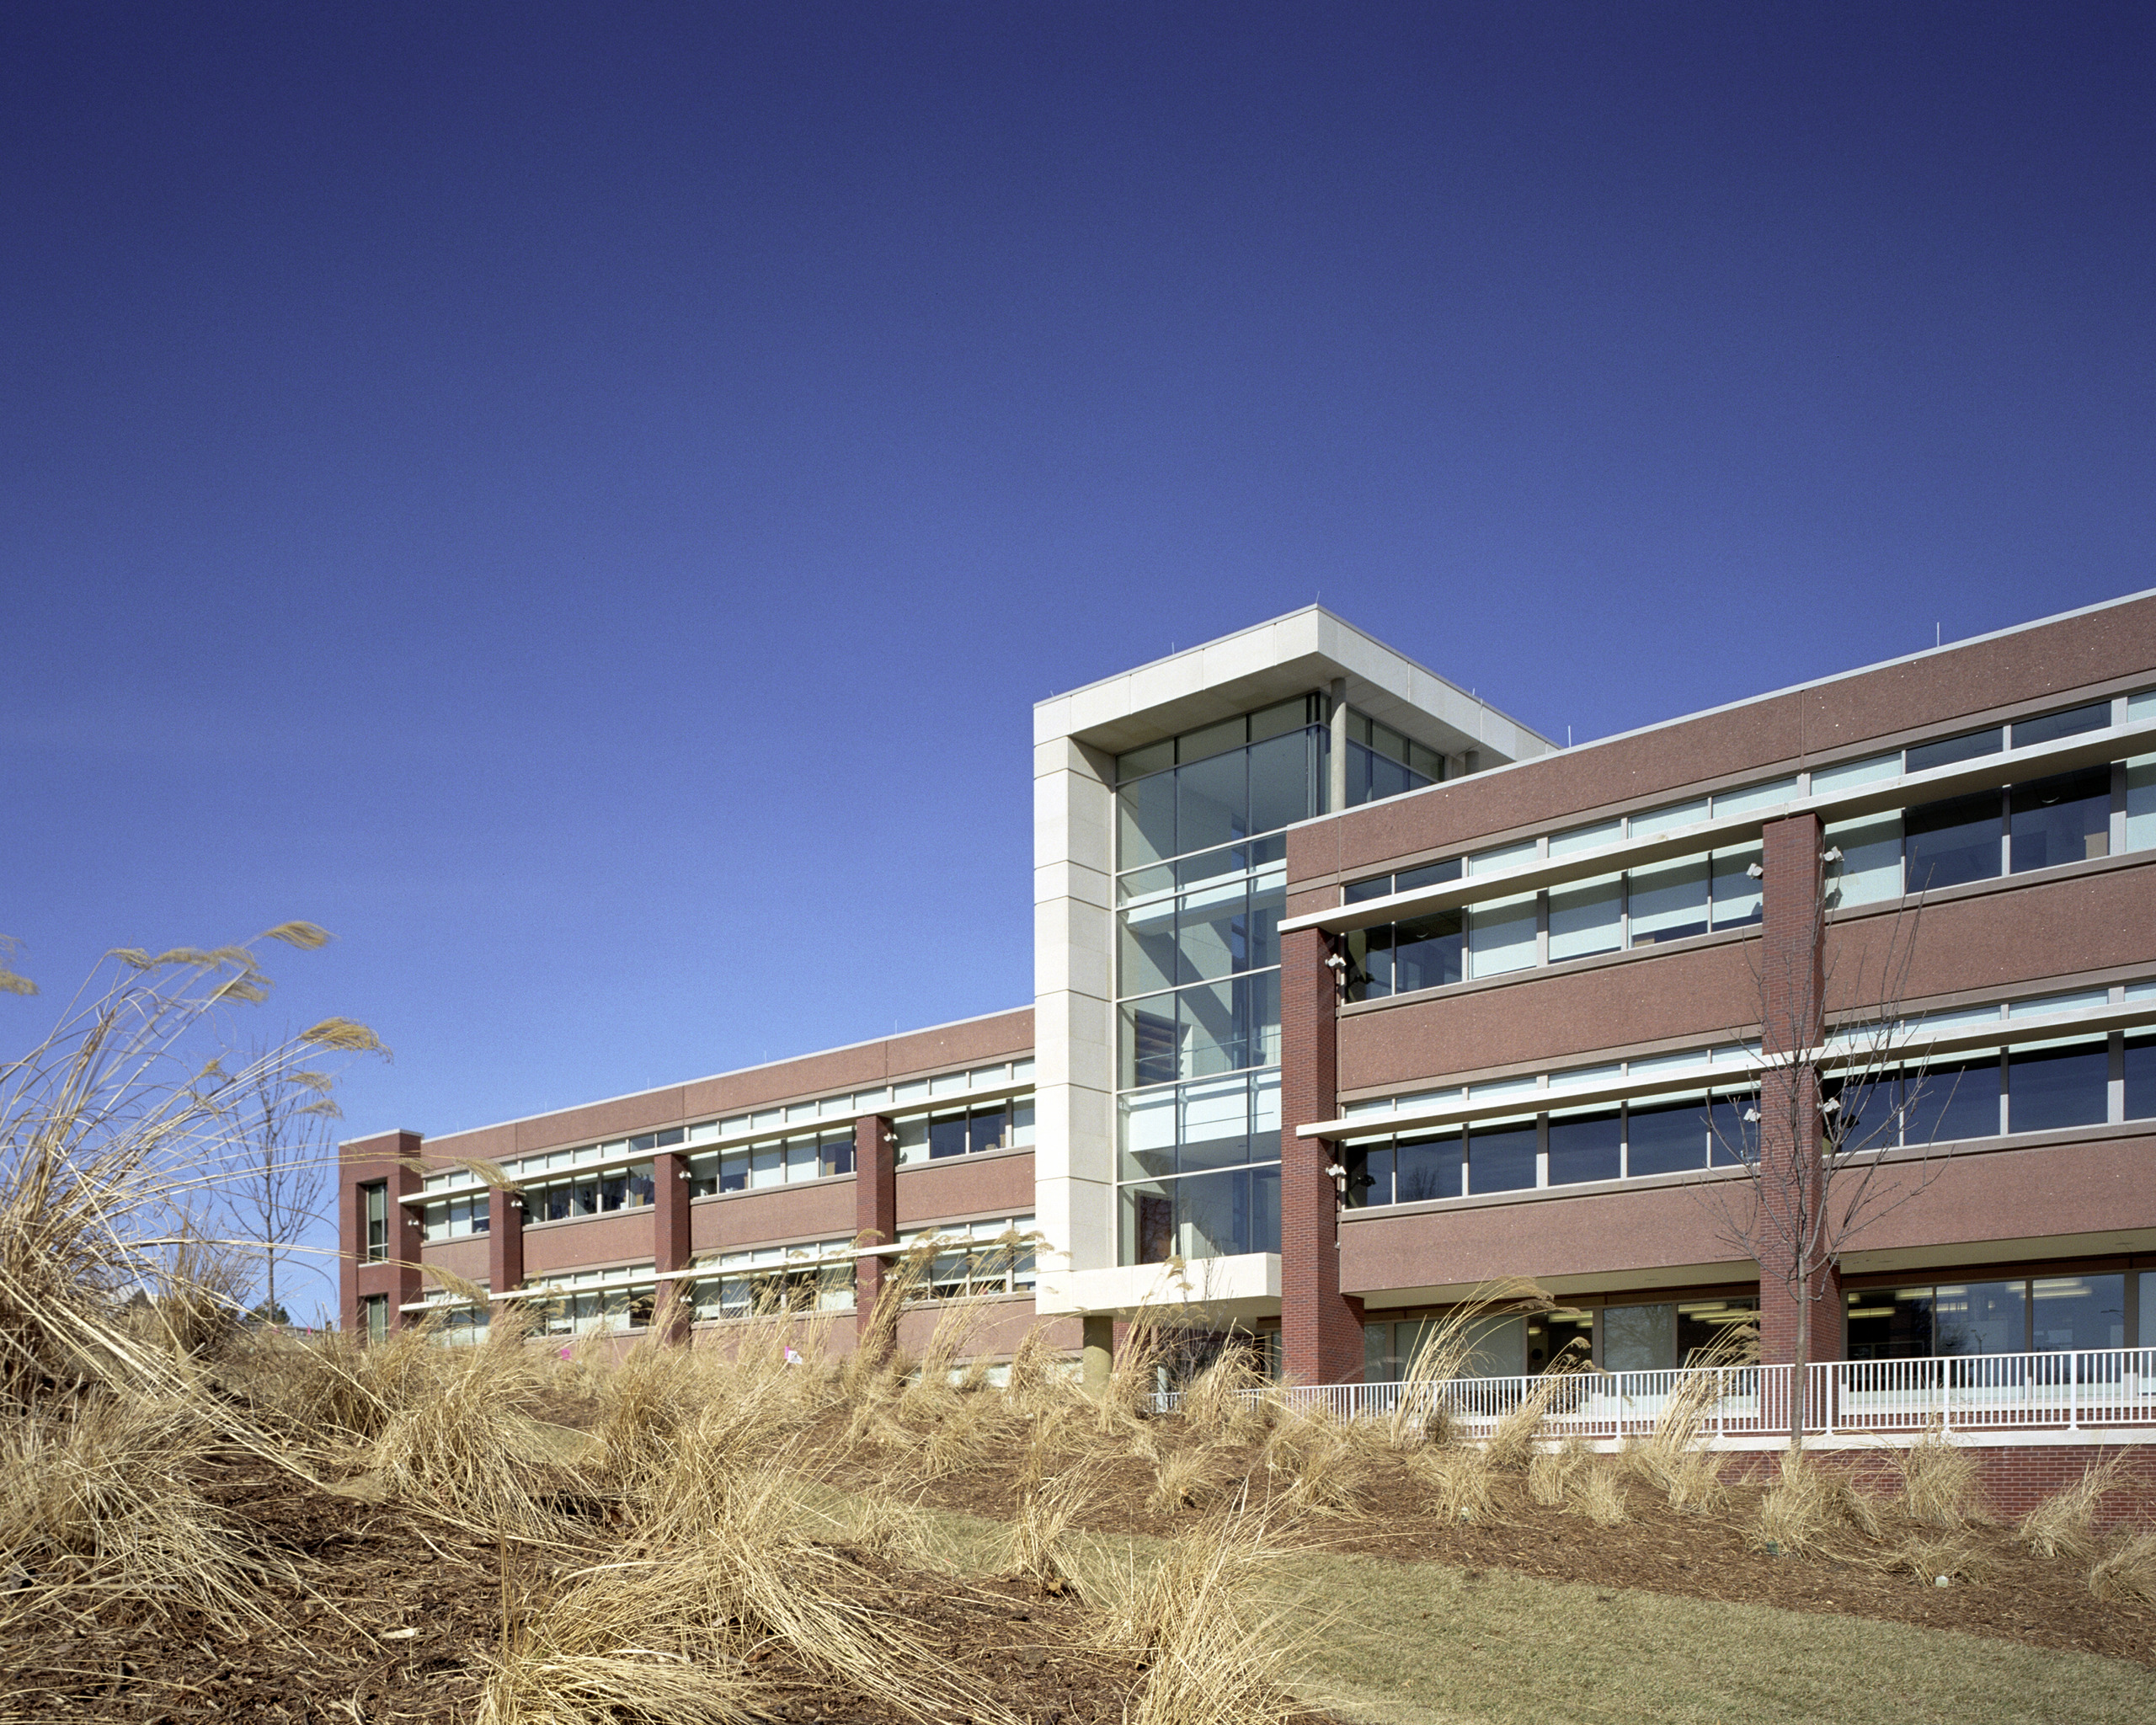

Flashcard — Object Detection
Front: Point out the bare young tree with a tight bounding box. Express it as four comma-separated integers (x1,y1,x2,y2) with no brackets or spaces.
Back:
1709,836,1964,1450
220,1035,339,1326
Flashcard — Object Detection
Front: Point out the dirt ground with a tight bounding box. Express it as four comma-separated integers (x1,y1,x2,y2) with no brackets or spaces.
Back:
858,1419,2156,1670
0,1448,1177,1725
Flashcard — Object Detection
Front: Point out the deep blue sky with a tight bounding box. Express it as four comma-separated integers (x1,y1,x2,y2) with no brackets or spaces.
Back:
6,4,2152,1266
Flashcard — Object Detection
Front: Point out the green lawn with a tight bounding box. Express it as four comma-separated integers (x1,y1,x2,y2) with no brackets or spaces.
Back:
869,1497,2156,1725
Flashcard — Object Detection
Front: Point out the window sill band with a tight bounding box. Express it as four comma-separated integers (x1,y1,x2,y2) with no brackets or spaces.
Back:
1281,716,2156,937
1299,996,2156,1140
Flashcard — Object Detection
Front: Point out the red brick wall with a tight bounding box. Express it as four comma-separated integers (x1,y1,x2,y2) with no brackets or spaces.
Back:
1732,1443,2156,1534
339,1130,421,1337
1756,813,1841,1366
1278,925,1364,1384
855,1114,896,1340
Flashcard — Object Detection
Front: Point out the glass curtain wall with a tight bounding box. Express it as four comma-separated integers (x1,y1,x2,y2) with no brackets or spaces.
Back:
1114,695,1446,1263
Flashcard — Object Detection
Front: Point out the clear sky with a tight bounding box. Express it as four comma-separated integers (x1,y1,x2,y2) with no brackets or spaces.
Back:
5,4,2151,1311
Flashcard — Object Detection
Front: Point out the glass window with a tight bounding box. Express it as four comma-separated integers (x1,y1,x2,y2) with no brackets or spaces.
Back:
719,1150,749,1191
1118,896,1178,996
2007,1042,2110,1134
2032,1274,2126,1351
820,1134,855,1178
1460,1313,1527,1378
1709,1093,1758,1166
1548,873,1621,962
750,1143,782,1188
1119,1086,1177,1180
2011,702,2110,750
1177,750,1248,856
1177,883,1248,983
1847,1287,1937,1360
1011,1098,1037,1147
2125,1034,2156,1120
1933,1281,2025,1355
1550,819,1623,857
1118,771,1177,868
1627,1097,1707,1177
1824,813,1903,908
363,1294,389,1343
1343,1141,1391,1208
1629,798,1710,839
1710,846,1764,929
1907,727,2004,774
1177,1076,1253,1172
1398,858,1463,892
1466,1119,1537,1194
1601,1303,1676,1372
2009,768,2111,873
1391,911,1464,991
1344,873,1394,905
1547,1109,1621,1185
927,1114,968,1159
2127,757,2156,852
2140,1272,2155,1352
1713,777,1800,818
1812,751,1900,796
363,1183,388,1261
1118,1166,1279,1262
1394,1133,1462,1203
1117,738,1173,781
1676,1299,1757,1366
969,1104,1010,1154
1248,730,1318,836
1903,1058,2001,1144
1466,893,1537,978
1628,854,1710,946
1904,792,2002,891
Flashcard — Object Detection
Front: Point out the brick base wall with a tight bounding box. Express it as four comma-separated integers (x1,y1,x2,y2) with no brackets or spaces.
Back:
1727,1442,2156,1533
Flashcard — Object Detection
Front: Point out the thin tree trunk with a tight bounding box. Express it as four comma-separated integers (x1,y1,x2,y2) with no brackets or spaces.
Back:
1789,1253,1809,1453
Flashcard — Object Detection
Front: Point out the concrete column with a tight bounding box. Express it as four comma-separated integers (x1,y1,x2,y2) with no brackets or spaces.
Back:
1326,677,1348,813
1277,924,1364,1384
651,1150,694,1343
853,1114,897,1342
339,1130,423,1338
1081,1314,1114,1397
1755,813,1843,1365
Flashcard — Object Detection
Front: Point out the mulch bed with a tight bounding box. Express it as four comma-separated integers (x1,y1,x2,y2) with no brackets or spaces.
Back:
861,1418,2156,1669
0,1451,1180,1725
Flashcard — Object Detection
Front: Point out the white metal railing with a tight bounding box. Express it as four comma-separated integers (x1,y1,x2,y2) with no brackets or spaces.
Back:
1153,1347,2156,1440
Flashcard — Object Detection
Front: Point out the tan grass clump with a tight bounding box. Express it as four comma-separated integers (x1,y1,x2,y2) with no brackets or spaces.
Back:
1100,1508,1308,1725
2017,1455,2125,1562
1007,1467,1092,1591
1482,1377,1564,1472
1567,1461,1630,1527
1151,1444,1227,1515
1891,1534,1996,1587
366,1316,560,1536
1405,1444,1495,1523
1897,1429,1985,1528
0,1395,272,1627
1751,1455,1881,1556
1527,1443,1577,1507
602,1466,1006,1722
1266,1407,1370,1517
1383,1279,1552,1450
2089,1532,2156,1605
1180,1348,1273,1444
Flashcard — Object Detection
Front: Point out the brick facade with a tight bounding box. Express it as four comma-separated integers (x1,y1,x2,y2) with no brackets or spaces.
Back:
339,1130,422,1336
853,1113,897,1343
1278,924,1364,1384
1755,812,1844,1366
